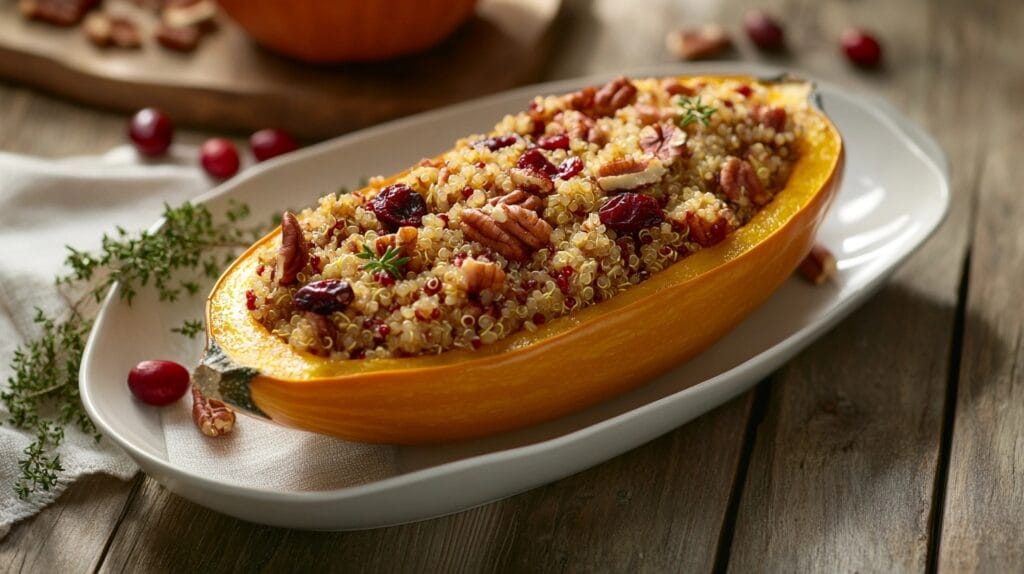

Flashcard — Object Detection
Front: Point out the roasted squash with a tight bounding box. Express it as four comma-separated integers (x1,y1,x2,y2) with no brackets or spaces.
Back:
194,76,844,444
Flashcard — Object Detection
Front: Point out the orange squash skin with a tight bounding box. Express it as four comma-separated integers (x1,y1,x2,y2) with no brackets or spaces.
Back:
216,0,479,63
200,76,844,444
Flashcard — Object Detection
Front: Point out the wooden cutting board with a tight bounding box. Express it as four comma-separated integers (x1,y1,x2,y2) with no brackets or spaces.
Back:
0,0,561,138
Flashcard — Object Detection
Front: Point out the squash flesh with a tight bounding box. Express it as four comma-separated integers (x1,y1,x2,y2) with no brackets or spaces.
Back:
204,76,844,443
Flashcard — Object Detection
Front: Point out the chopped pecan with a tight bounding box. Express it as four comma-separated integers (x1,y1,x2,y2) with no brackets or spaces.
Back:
276,211,308,286
460,204,552,261
510,167,555,195
639,122,687,165
84,13,142,49
191,385,235,437
683,211,731,247
156,23,201,52
752,105,787,132
662,79,696,97
162,0,216,29
665,25,732,61
568,86,596,112
488,189,545,212
20,0,99,26
635,104,674,126
591,76,638,117
597,158,667,192
462,258,506,294
720,157,770,206
303,311,337,349
798,244,837,285
375,225,418,257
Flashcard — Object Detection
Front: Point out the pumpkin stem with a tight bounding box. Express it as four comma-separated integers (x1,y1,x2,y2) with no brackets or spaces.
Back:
193,341,267,419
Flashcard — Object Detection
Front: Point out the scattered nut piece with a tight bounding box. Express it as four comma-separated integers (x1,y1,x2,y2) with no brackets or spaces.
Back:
191,385,235,437
462,258,506,294
162,0,216,29
156,23,201,52
683,210,731,247
597,158,666,191
276,211,308,286
719,157,771,206
20,0,99,26
798,244,837,285
639,122,687,165
374,226,419,258
752,105,787,132
84,13,142,49
303,311,337,351
510,167,555,196
666,25,732,61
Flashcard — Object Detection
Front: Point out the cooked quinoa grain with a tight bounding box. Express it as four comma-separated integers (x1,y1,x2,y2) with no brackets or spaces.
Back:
248,76,804,359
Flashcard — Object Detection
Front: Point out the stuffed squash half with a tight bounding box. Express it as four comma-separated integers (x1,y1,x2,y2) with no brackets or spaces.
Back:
194,74,844,443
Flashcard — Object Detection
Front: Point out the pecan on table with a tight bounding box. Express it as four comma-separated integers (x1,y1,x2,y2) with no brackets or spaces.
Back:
191,385,235,437
84,13,142,49
488,189,545,213
720,157,770,206
20,0,99,26
666,25,732,61
462,258,506,295
798,244,837,285
276,211,308,286
156,23,201,52
460,204,552,262
639,122,688,165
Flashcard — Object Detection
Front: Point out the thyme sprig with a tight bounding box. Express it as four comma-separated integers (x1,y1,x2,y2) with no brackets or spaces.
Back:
675,95,717,128
356,245,409,279
3,201,262,499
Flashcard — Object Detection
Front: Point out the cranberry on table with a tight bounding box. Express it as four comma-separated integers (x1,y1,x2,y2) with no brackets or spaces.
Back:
200,138,241,179
128,108,174,157
598,192,664,234
371,183,428,231
250,128,299,162
128,360,191,406
842,28,883,67
743,9,785,51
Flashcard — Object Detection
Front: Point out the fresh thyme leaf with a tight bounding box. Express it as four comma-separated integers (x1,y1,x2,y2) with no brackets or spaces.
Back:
171,318,205,339
3,201,263,499
356,245,410,279
675,95,717,128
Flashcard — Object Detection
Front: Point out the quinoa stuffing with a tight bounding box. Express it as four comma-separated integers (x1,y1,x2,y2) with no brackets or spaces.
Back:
247,76,804,359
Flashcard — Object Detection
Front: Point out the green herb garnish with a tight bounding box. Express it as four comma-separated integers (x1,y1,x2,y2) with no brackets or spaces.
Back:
3,201,263,499
675,95,717,128
356,245,409,279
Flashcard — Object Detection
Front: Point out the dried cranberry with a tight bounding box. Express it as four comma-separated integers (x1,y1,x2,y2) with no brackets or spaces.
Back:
371,183,428,231
293,279,354,315
476,135,518,151
127,360,190,406
565,297,577,309
555,275,570,294
736,85,753,98
375,271,396,286
471,337,482,350
744,10,785,51
250,128,299,162
245,289,257,310
555,156,584,180
523,278,539,290
128,108,173,157
841,28,882,67
537,134,570,150
516,148,558,177
598,193,664,233
377,323,391,337
532,312,546,325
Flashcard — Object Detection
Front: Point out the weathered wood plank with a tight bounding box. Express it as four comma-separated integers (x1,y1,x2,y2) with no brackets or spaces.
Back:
726,0,980,571
96,395,753,573
937,0,1024,570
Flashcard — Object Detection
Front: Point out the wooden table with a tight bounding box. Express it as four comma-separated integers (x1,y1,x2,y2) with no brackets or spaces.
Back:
2,0,1020,571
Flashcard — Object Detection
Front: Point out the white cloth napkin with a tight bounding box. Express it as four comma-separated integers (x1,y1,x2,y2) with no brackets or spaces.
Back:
0,147,397,537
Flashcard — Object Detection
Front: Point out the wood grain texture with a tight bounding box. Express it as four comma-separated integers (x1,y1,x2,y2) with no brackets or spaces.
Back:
937,0,1024,570
96,396,753,574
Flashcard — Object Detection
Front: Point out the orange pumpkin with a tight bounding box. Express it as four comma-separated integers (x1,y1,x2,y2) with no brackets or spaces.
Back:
194,76,844,444
216,0,479,62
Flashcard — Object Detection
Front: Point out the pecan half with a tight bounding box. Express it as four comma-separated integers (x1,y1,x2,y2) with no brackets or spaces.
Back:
462,258,506,294
720,157,770,206
192,385,235,437
798,244,837,285
156,23,201,52
591,76,638,117
752,105,787,132
665,25,732,61
639,122,688,165
375,225,418,257
510,167,555,195
277,211,308,286
20,0,99,26
683,211,731,247
460,204,552,261
597,158,667,192
162,0,216,29
488,189,545,212
84,13,142,49
303,311,337,349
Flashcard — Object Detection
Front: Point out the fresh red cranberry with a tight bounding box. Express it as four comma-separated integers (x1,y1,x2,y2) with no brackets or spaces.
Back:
375,271,396,286
370,183,428,231
377,324,391,337
200,138,241,179
245,289,257,310
744,10,785,51
517,148,558,177
537,134,570,150
128,108,173,156
841,28,882,67
127,360,190,406
599,192,664,233
555,156,584,180
250,128,298,162
476,135,518,151
293,279,354,315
